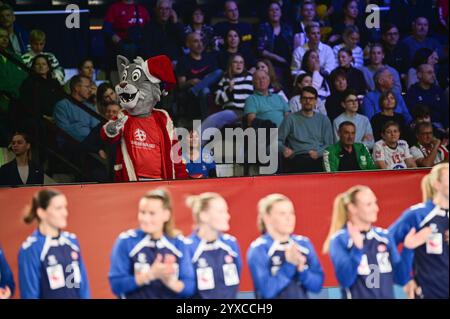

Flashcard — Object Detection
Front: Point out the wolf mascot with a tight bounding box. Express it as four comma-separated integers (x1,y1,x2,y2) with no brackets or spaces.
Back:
101,55,188,181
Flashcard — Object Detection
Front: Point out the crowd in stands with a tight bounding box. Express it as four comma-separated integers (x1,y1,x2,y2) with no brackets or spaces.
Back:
0,0,449,186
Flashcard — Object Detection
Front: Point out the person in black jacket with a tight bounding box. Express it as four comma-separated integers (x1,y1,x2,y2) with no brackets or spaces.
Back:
140,0,185,63
0,132,43,186
18,54,64,166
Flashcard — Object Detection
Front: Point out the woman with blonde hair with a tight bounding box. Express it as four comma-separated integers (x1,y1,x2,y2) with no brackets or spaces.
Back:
109,188,195,299
185,192,242,299
323,185,431,299
389,163,449,299
247,194,323,299
18,188,90,299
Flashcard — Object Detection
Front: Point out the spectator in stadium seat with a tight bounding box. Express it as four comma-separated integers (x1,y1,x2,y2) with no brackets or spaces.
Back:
140,0,184,63
332,25,364,69
213,1,254,52
80,101,119,181
256,1,293,91
244,69,289,129
406,64,448,131
323,121,376,172
333,89,374,150
53,75,100,143
0,132,43,186
400,17,444,68
327,0,369,47
64,58,96,94
0,26,27,147
202,53,253,132
406,48,440,89
333,47,366,95
410,122,449,167
361,67,412,123
408,104,448,146
370,90,409,143
291,22,336,77
289,73,327,115
217,28,255,72
278,86,333,173
372,121,417,170
247,194,324,299
96,82,118,117
21,29,65,85
19,55,64,165
176,32,222,120
361,43,402,93
183,6,216,52
255,0,299,28
0,4,28,55
103,0,150,84
325,68,349,122
293,0,319,50
295,49,331,100
255,58,288,101
78,58,95,80
381,23,408,79
183,129,217,179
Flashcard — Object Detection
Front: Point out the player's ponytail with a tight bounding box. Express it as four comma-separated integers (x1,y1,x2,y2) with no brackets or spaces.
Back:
421,174,434,202
186,192,223,226
423,163,449,202
23,188,62,224
257,194,291,234
142,188,181,238
322,185,369,254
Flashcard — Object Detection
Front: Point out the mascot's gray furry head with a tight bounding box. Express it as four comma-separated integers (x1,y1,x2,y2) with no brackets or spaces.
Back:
116,55,176,116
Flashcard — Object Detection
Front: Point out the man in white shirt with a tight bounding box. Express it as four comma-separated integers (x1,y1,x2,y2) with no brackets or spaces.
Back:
291,22,336,76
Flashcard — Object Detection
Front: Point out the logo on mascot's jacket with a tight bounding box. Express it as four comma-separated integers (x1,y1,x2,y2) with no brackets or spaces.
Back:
134,129,147,142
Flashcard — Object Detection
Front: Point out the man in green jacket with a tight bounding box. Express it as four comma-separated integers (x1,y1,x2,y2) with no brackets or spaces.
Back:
0,26,27,146
323,121,377,172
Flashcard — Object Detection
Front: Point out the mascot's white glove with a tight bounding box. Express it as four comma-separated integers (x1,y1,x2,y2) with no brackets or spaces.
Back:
105,115,129,137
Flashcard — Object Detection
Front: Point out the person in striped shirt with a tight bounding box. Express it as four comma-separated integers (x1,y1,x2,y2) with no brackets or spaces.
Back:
332,25,364,69
21,29,65,85
201,53,253,132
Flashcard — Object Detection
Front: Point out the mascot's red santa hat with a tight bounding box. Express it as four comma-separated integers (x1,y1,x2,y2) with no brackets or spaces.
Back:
141,55,176,93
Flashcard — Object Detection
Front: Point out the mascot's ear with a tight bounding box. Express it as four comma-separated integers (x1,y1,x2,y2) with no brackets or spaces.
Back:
134,56,145,65
117,55,129,79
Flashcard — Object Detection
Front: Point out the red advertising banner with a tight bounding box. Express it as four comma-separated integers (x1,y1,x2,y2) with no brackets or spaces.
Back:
0,169,429,298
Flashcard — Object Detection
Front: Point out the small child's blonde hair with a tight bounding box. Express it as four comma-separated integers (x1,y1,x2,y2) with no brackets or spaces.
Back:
30,29,46,43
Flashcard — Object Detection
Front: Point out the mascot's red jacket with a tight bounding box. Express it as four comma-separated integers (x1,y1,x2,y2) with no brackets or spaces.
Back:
100,55,188,181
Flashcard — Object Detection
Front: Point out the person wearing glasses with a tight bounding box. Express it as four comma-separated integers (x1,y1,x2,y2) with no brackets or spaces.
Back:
410,122,449,167
323,121,376,173
332,89,374,150
381,23,407,79
213,1,253,52
278,86,333,173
